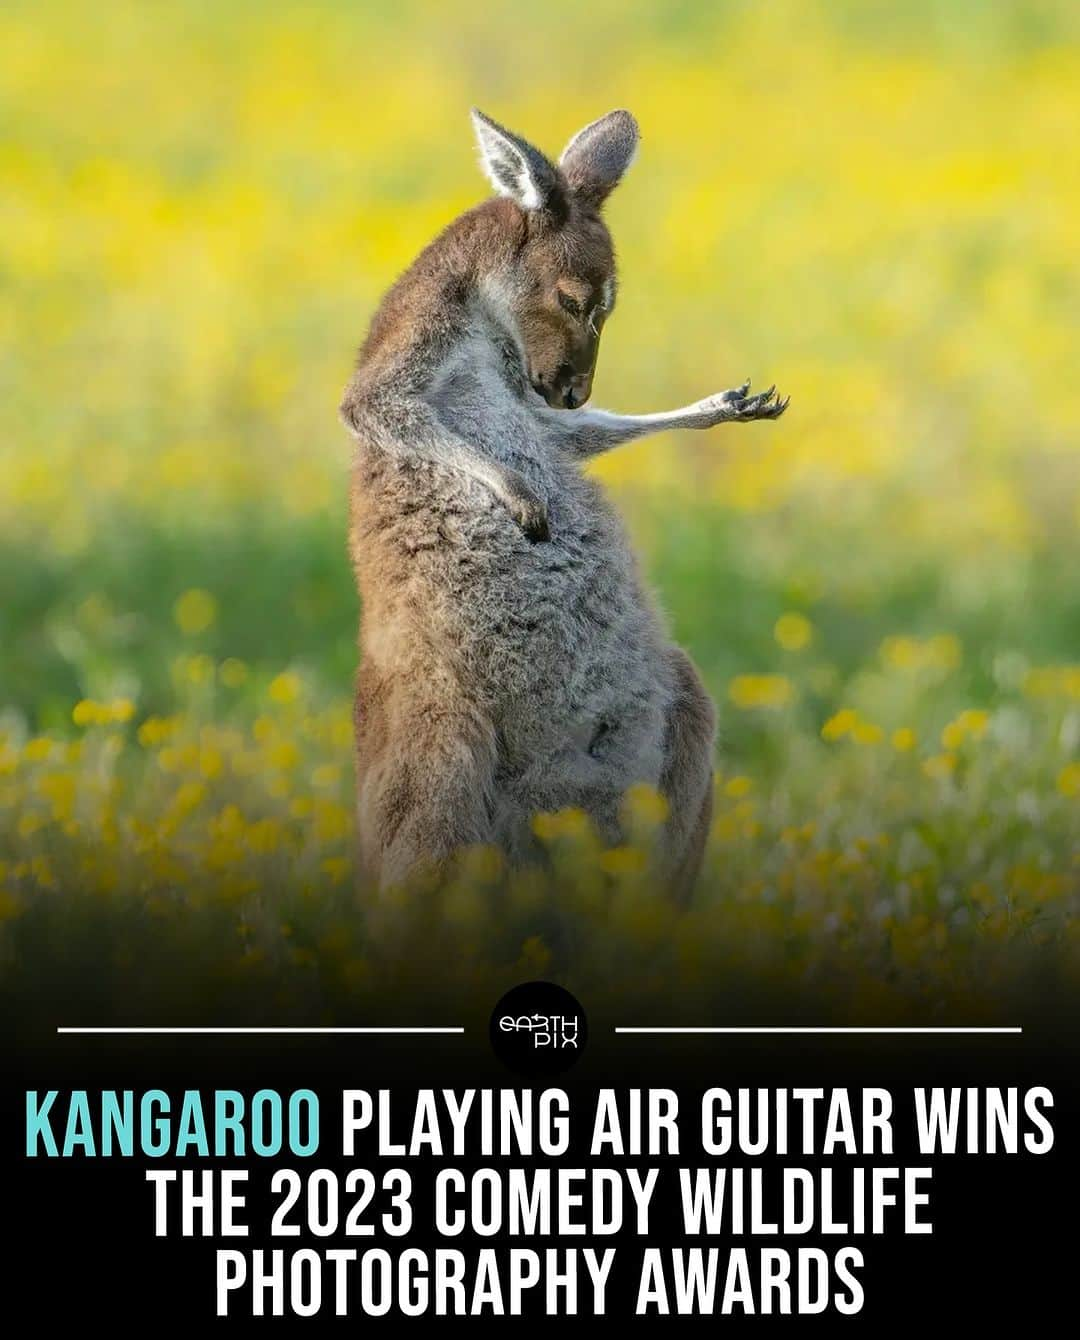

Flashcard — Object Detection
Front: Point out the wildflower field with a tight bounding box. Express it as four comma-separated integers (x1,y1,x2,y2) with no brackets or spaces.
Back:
1,0,1078,1026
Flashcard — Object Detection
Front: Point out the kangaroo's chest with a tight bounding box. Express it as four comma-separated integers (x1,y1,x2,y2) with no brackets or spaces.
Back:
427,336,546,477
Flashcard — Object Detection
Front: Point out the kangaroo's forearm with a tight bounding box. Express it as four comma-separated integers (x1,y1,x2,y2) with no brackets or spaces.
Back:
342,383,549,540
346,387,509,494
543,404,713,459
540,382,789,459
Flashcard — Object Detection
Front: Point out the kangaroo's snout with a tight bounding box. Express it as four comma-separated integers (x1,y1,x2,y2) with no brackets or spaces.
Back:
562,371,593,409
536,366,593,410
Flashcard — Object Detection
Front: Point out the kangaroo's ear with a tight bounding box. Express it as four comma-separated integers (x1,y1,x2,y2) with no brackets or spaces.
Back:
471,108,564,215
559,109,639,208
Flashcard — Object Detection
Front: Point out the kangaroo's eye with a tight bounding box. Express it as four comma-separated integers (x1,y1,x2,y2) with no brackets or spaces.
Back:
558,291,583,319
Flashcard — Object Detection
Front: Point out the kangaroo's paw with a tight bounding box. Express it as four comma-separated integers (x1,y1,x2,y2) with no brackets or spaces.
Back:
506,483,550,542
701,380,790,425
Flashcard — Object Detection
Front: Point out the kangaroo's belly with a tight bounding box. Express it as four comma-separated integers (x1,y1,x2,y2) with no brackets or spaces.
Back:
351,447,674,820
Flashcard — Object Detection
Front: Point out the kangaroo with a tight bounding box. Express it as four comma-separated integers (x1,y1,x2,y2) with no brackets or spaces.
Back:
341,108,788,895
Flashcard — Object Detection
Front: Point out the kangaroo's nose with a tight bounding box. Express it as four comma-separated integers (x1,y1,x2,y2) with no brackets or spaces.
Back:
563,374,592,409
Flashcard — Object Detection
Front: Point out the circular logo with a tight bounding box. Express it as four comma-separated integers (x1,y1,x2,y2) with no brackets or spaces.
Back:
489,981,588,1075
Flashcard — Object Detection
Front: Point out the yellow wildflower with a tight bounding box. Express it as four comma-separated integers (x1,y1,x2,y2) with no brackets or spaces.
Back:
173,588,218,635
729,674,793,710
774,612,813,651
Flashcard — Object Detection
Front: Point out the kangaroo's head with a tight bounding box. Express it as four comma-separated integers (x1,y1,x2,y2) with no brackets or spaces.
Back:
472,108,639,409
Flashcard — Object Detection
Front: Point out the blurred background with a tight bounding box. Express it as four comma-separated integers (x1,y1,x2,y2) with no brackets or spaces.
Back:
1,0,1077,1018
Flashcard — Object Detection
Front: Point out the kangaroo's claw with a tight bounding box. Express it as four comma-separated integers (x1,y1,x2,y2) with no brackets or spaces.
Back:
513,494,550,542
731,384,788,421
721,378,752,403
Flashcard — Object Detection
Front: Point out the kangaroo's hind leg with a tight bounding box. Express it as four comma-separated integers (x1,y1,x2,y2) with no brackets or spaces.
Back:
658,647,717,901
354,667,498,893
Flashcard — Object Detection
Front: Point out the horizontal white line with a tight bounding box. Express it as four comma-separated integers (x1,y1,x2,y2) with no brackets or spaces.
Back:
615,1026,1022,1035
57,1027,465,1035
